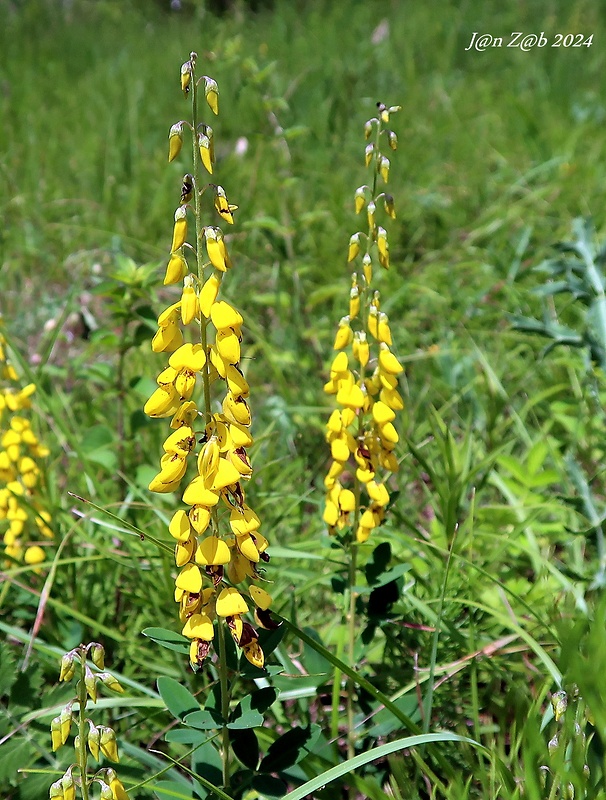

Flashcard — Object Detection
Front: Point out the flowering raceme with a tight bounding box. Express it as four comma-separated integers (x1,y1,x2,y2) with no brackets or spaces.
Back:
145,54,275,671
0,323,53,567
323,102,403,543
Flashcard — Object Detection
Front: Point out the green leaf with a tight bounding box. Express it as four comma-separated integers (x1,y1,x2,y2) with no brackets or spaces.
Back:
165,729,210,746
258,725,321,773
252,775,288,797
157,676,199,721
142,627,189,655
230,727,260,770
0,641,17,697
151,780,195,799
227,687,277,729
185,708,225,730
282,733,483,799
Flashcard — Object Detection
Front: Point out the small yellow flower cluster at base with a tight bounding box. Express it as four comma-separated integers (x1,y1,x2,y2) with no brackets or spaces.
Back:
323,102,402,543
50,643,130,800
145,54,276,672
0,326,53,567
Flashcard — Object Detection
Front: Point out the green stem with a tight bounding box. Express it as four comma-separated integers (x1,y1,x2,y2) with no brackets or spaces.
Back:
77,647,90,800
190,53,231,791
217,619,231,789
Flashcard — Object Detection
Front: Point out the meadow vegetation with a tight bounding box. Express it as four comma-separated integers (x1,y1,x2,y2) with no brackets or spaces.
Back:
2,0,606,798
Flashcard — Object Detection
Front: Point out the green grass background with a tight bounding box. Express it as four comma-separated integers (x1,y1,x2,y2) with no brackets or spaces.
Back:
3,0,606,798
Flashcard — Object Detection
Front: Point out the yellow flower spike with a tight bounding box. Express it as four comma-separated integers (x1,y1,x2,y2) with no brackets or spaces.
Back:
181,285,199,326
380,155,390,183
199,274,221,317
195,536,231,566
249,585,272,610
168,122,184,162
377,312,392,344
216,587,249,617
205,227,227,271
354,186,366,214
189,505,211,534
171,206,188,252
378,344,404,375
169,509,191,542
204,76,219,115
175,562,203,593
198,132,213,174
175,536,196,567
347,233,361,262
182,477,221,507
372,401,396,426
182,613,214,640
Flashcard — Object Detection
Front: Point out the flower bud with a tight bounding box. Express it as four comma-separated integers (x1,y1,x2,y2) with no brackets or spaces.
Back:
383,193,396,219
100,726,119,762
204,77,219,115
98,780,114,800
61,772,76,800
376,226,389,269
164,253,187,285
354,186,366,214
387,130,398,150
82,665,97,702
364,120,373,140
364,143,374,167
107,770,130,800
333,317,353,350
349,285,360,319
551,690,568,722
171,206,188,253
98,671,125,694
380,156,390,183
198,132,213,174
51,716,64,752
168,122,184,162
362,253,372,284
205,227,227,271
88,720,101,760
49,779,64,798
347,233,360,263
214,185,237,225
367,201,376,233
180,60,192,95
59,653,76,683
89,643,105,670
